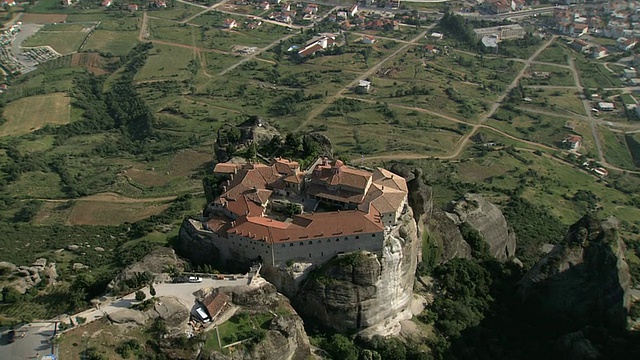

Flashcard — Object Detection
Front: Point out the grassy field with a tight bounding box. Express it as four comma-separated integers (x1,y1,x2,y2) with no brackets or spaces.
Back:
1,93,71,136
22,24,91,54
574,57,623,89
521,63,574,87
521,88,585,115
428,145,640,227
65,201,171,225
487,107,580,150
534,41,570,64
134,44,195,82
84,29,140,55
599,126,636,169
148,3,204,21
203,312,274,353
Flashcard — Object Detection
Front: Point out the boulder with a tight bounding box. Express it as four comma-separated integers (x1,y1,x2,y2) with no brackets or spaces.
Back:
147,296,190,329
107,309,148,326
108,248,185,292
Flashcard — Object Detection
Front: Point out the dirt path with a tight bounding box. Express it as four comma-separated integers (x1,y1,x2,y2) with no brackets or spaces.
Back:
567,56,606,163
294,27,433,132
33,192,195,204
442,35,558,160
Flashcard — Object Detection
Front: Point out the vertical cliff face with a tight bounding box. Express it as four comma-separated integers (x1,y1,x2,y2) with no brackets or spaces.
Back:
518,216,631,331
292,208,419,332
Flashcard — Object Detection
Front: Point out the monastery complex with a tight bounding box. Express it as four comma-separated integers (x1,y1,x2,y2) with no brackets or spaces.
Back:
183,158,409,267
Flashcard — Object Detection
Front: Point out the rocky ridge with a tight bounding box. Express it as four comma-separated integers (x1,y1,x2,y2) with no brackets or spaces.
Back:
518,215,631,331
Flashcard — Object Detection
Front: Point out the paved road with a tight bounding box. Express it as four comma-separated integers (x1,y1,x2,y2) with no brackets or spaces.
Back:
0,322,57,360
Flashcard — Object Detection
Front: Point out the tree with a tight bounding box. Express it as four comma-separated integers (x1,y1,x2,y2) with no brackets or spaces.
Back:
1,286,20,303
135,290,146,301
322,334,359,360
285,133,300,150
149,282,156,297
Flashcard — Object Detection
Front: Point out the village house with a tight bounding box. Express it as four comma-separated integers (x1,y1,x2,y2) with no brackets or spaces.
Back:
2,0,16,6
281,3,291,11
570,23,589,37
304,3,318,15
484,0,511,14
223,18,238,29
154,0,167,7
570,38,589,53
128,3,138,11
563,135,582,151
362,35,376,44
598,102,615,111
473,24,525,41
624,68,637,78
260,1,269,10
102,0,112,7
592,46,608,59
617,37,637,51
298,35,335,57
358,79,371,92
349,3,358,17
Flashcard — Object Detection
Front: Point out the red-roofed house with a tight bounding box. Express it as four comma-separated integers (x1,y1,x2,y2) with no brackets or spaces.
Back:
362,35,375,44
102,0,112,7
349,3,358,17
201,292,230,320
563,135,582,150
304,3,318,15
128,4,138,11
223,19,237,29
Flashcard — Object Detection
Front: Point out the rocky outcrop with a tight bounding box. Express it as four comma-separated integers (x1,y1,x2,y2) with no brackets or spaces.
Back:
108,248,185,292
0,259,58,294
445,193,516,261
518,216,631,331
427,209,472,261
292,208,419,333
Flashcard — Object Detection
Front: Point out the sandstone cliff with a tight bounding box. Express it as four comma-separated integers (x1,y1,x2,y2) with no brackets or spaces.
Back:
426,193,516,262
445,193,516,261
518,216,631,331
292,208,419,332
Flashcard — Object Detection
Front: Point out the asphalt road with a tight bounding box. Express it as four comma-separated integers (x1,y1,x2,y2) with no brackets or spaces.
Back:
0,322,56,360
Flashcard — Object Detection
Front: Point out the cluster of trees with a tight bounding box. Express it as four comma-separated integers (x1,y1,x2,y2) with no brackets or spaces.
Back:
502,197,566,269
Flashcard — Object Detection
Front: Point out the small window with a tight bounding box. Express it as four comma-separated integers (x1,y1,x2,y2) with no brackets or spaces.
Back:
266,251,268,254
309,253,312,258
355,236,359,239
327,239,331,242
290,243,294,247
344,237,348,240
372,234,376,238
336,238,340,242
309,241,313,245
300,242,304,246
318,240,322,244
282,244,286,248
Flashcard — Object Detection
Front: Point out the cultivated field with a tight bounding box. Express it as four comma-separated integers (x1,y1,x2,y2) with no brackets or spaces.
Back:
1,93,71,136
83,30,139,55
71,52,107,74
65,201,171,225
22,24,91,54
20,13,68,24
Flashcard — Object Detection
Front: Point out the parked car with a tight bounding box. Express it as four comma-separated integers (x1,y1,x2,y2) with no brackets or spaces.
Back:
188,276,203,283
7,330,16,343
172,276,188,283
